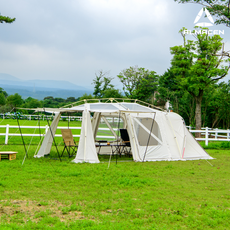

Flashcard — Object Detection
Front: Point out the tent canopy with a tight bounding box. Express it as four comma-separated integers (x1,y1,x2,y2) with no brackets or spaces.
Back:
32,100,213,163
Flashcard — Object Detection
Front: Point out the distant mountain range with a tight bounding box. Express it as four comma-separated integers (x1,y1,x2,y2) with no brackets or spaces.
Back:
0,73,93,100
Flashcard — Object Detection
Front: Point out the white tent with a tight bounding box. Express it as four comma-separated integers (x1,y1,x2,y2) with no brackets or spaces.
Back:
34,101,213,163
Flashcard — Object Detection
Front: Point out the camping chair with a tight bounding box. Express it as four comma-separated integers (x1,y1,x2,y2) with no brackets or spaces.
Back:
61,129,78,157
119,129,132,156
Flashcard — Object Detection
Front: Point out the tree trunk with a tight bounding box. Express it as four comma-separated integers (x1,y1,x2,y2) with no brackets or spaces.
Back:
195,93,203,138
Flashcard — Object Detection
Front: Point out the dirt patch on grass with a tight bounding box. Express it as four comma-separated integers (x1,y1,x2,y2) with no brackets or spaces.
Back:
0,200,85,223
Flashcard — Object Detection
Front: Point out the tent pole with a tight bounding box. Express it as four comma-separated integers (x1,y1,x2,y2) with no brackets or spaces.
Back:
116,110,121,164
15,108,28,159
143,113,156,162
44,109,62,162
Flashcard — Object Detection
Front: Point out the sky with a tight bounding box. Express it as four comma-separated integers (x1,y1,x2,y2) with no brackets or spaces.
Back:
0,0,229,90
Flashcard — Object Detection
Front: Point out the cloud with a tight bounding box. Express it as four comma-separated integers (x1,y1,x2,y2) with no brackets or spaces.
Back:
0,0,229,87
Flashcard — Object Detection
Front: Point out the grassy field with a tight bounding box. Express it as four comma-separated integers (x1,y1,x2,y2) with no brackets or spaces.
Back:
0,119,230,229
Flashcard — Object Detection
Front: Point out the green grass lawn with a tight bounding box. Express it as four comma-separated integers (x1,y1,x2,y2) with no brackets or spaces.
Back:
0,119,230,229
0,148,229,229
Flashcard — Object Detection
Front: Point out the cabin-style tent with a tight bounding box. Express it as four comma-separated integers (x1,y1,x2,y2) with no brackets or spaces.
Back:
34,100,213,163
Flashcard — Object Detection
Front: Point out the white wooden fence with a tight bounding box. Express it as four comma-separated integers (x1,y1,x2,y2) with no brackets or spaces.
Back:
0,114,121,122
0,125,117,144
0,125,229,146
0,114,83,121
188,127,230,146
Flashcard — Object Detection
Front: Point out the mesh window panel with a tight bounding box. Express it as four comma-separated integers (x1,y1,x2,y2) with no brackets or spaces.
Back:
134,118,162,146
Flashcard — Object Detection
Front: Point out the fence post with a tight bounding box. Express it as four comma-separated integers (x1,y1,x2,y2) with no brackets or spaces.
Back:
205,127,209,146
215,128,218,139
5,124,9,145
227,129,229,140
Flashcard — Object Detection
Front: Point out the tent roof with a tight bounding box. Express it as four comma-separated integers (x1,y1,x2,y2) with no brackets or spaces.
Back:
64,102,158,113
24,102,161,114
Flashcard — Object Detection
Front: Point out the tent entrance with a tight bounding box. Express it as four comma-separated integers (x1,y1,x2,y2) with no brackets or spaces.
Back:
94,115,133,159
95,115,124,143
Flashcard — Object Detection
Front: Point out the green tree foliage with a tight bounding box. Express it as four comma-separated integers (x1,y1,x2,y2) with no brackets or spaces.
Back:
175,0,230,27
79,93,94,101
204,81,230,128
157,69,181,107
157,69,196,126
117,66,158,102
42,97,55,108
6,93,23,107
102,88,123,98
170,28,230,134
0,88,8,97
0,93,6,106
23,97,42,108
0,14,16,23
93,70,115,98
66,97,77,103
92,70,123,99
42,96,67,108
0,86,228,129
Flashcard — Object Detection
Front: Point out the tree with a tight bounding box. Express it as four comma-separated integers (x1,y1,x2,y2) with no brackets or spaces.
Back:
0,93,6,106
170,27,230,136
205,81,230,128
93,70,114,98
157,69,196,126
54,98,65,103
0,14,16,23
0,87,8,97
23,97,42,108
43,96,54,101
79,93,94,101
117,66,158,102
102,88,123,98
66,97,77,103
175,0,230,27
6,93,23,107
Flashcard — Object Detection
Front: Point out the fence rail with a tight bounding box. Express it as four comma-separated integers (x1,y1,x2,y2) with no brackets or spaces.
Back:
0,113,83,121
0,125,229,146
0,125,117,144
189,127,230,146
0,114,121,123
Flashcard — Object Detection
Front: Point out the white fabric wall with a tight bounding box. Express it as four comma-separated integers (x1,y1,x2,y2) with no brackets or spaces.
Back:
92,112,101,140
34,112,61,158
72,109,99,163
127,111,213,162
